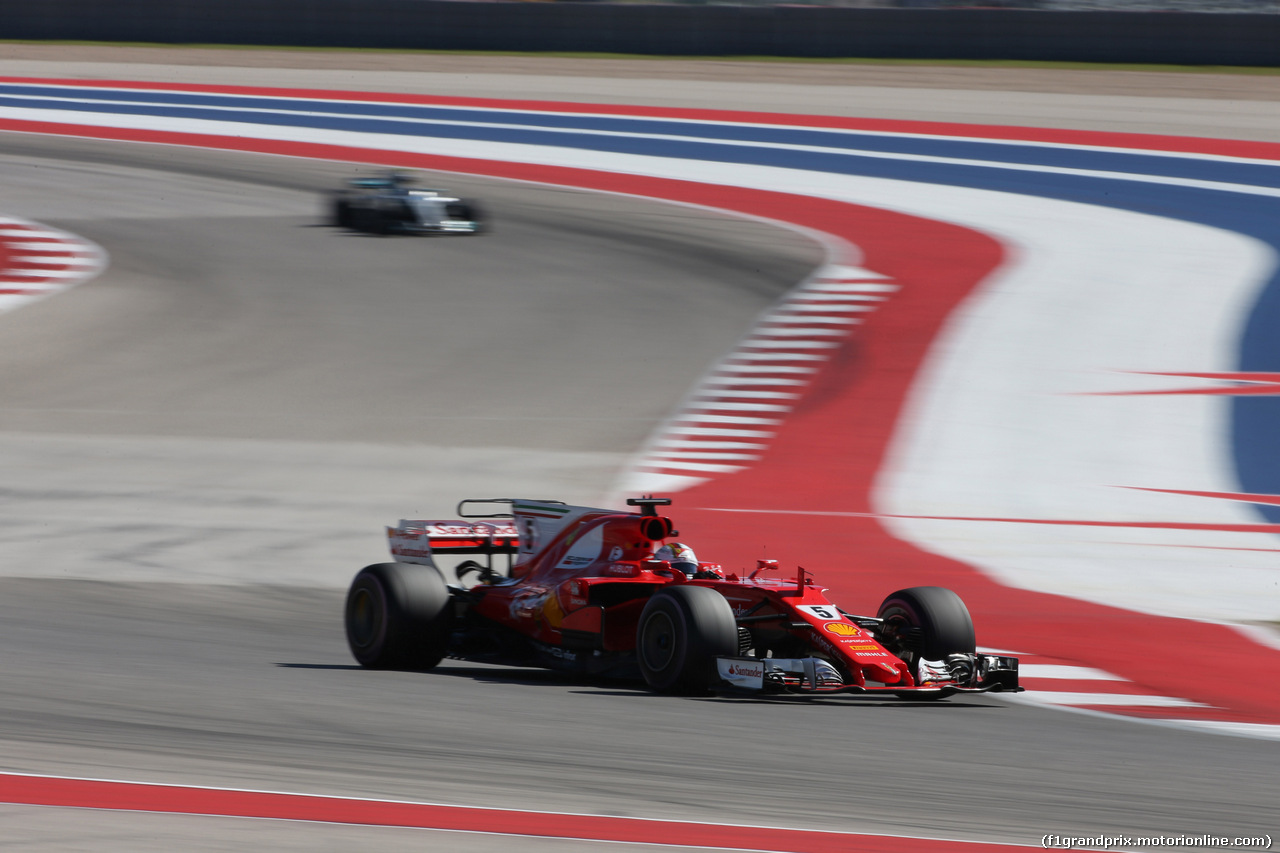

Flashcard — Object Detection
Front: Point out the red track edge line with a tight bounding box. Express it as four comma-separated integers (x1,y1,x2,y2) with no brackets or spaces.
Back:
0,773,1039,852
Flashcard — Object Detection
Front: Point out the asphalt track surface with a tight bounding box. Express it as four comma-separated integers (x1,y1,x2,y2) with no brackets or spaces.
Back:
0,51,1278,850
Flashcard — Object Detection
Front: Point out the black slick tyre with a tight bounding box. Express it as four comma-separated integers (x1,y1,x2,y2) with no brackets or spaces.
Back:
876,586,975,699
345,562,452,670
636,585,737,695
453,200,486,233
331,197,352,228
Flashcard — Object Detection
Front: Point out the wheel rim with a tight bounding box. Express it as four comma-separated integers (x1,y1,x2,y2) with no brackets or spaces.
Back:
639,611,677,673
348,587,382,650
878,606,920,665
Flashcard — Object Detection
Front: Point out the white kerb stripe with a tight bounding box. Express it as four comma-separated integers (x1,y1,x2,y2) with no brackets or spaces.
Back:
753,327,851,337
805,283,899,293
781,303,879,313
704,376,807,386
819,265,891,280
2,270,89,279
641,461,746,473
666,427,776,438
687,402,791,412
654,440,769,449
676,415,781,425
694,390,799,400
714,364,816,374
764,315,863,324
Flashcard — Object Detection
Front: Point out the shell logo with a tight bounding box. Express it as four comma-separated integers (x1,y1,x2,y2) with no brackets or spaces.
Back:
823,622,860,637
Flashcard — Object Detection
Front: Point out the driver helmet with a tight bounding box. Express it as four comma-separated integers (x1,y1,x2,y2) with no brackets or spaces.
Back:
654,542,699,576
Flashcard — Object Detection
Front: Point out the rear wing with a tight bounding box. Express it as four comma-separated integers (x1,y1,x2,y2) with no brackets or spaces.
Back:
388,519,520,568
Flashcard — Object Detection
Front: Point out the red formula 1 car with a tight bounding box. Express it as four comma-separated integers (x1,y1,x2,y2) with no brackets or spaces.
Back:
344,498,1021,698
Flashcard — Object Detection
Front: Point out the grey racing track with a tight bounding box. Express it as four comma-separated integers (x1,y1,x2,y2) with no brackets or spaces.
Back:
0,53,1277,851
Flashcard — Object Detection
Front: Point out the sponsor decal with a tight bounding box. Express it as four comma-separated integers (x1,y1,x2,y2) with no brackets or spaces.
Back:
556,524,604,569
389,546,432,558
431,522,518,537
542,594,565,629
726,662,764,678
605,562,639,577
608,545,624,561
716,658,764,689
848,644,882,652
823,622,860,637
510,589,549,622
519,518,540,552
393,522,519,539
561,580,588,609
798,605,840,620
810,632,844,660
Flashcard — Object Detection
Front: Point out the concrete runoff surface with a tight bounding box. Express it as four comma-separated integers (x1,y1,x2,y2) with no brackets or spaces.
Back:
1,48,1278,850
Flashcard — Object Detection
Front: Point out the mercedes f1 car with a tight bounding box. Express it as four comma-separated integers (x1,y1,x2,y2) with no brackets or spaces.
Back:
328,171,485,235
344,498,1022,698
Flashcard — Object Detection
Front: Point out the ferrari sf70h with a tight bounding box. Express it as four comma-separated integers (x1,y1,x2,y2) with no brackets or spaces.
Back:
344,498,1021,698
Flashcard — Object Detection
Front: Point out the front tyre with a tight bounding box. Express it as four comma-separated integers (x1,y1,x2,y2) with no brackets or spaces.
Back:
636,586,737,695
345,562,452,670
877,586,975,699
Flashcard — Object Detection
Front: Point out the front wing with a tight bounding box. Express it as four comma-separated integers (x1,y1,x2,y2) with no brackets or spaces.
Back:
716,653,1023,696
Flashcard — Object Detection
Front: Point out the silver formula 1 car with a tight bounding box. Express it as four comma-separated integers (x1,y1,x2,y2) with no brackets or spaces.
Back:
328,172,485,235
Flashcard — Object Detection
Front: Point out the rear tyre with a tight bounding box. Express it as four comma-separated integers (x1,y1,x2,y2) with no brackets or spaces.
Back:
330,197,353,228
345,562,452,670
876,586,975,699
636,586,737,695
